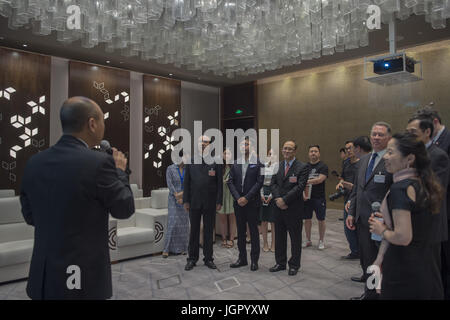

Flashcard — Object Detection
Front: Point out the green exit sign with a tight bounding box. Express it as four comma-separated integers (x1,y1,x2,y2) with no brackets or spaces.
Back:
235,109,243,115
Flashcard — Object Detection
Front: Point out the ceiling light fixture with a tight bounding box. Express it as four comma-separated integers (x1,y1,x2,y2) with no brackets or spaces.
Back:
1,1,449,78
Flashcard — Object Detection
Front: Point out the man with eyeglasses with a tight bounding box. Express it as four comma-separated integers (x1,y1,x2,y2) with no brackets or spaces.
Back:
183,135,223,271
269,141,309,276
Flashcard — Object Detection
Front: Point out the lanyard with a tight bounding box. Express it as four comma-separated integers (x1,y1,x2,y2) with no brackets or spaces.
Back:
177,166,185,190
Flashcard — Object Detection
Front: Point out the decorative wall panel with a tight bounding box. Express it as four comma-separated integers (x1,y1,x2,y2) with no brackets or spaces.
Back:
0,47,51,194
69,61,130,160
143,76,181,197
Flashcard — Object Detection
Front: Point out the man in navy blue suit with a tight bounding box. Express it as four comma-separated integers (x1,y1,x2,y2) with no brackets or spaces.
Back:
20,97,135,300
227,137,264,271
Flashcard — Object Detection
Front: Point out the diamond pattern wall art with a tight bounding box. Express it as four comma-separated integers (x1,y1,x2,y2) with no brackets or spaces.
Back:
142,76,181,197
69,61,130,161
0,48,51,193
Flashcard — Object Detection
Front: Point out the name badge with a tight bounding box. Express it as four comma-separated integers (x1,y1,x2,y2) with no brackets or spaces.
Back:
289,176,297,183
374,174,385,184
208,169,216,177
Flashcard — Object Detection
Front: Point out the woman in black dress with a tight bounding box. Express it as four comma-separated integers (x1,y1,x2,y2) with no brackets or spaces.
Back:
369,132,444,299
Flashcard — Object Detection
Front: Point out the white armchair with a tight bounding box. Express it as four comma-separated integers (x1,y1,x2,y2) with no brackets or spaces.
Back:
110,209,168,262
108,186,169,262
0,196,34,283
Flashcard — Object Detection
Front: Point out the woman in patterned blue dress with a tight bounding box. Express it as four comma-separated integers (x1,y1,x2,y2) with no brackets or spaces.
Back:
163,158,190,257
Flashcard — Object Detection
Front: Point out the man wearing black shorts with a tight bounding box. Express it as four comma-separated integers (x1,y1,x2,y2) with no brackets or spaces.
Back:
303,145,328,250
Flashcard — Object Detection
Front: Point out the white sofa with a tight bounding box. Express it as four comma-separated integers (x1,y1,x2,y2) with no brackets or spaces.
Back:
0,187,170,282
0,196,118,284
0,196,34,283
0,189,15,198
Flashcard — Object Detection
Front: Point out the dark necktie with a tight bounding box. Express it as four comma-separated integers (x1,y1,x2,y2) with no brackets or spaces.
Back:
284,161,290,176
365,153,378,183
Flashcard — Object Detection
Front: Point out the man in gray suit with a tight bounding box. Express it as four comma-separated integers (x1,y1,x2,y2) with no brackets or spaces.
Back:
346,122,393,300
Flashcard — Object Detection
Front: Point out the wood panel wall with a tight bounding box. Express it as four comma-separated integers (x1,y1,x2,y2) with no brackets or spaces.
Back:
142,76,181,197
69,61,130,159
0,47,51,194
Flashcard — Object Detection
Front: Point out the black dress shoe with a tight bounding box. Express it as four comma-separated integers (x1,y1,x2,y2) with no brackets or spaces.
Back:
351,275,366,283
341,253,360,260
288,268,298,276
269,264,286,272
350,293,366,300
205,261,217,269
250,262,258,271
230,260,248,268
185,261,196,271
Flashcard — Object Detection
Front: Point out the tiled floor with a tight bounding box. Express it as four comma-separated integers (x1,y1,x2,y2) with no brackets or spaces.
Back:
0,209,365,300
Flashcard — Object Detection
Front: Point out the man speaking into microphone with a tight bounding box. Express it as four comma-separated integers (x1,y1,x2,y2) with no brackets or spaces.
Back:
20,96,135,300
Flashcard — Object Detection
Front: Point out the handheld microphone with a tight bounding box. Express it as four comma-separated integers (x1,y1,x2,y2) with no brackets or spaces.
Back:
370,201,383,241
99,140,113,155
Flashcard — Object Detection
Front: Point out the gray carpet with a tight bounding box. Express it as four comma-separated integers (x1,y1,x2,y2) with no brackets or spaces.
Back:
0,209,365,300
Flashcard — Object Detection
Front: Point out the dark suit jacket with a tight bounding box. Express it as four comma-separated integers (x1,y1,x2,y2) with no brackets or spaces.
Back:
434,127,450,222
183,157,223,210
428,144,449,242
270,159,309,214
227,159,264,208
348,153,393,226
435,127,450,155
20,135,135,300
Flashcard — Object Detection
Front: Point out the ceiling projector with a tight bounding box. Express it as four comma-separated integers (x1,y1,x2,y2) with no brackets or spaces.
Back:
373,54,416,75
364,52,422,86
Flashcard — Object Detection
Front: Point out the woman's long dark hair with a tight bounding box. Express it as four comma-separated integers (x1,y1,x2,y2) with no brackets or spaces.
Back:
392,133,443,214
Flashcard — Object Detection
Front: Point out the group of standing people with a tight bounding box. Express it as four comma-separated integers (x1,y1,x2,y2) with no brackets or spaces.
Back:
164,134,330,276
163,107,450,299
337,107,450,300
20,96,450,300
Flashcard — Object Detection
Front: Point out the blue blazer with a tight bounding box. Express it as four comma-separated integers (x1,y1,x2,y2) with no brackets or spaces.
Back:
20,135,135,300
227,159,264,207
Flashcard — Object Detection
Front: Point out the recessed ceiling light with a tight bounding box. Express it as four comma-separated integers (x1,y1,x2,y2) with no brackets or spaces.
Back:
22,44,28,47
169,73,173,76
106,60,110,63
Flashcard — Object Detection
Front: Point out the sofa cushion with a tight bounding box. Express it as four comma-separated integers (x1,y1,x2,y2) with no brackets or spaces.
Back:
0,189,15,198
117,227,154,247
0,222,34,243
0,197,24,224
130,184,143,198
116,215,136,229
0,239,34,267
134,197,151,210
151,189,169,209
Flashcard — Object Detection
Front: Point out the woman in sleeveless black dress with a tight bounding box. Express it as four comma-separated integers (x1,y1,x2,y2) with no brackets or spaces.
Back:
369,133,444,299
